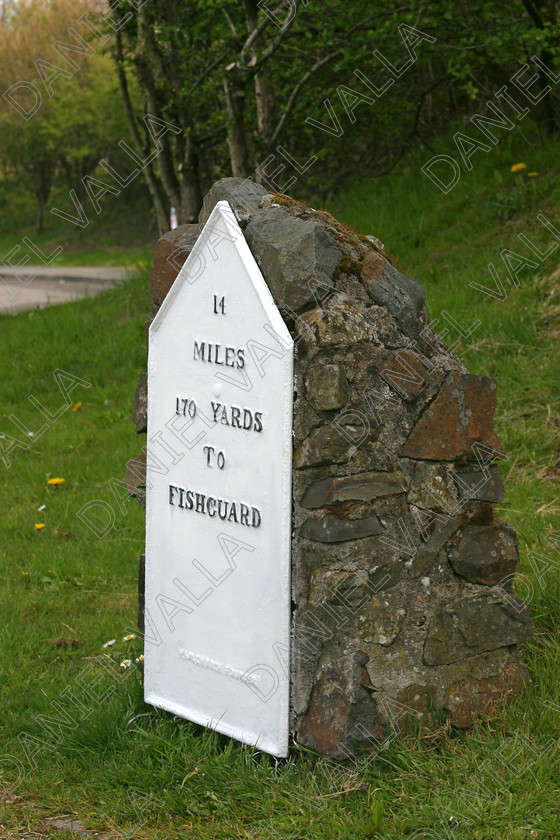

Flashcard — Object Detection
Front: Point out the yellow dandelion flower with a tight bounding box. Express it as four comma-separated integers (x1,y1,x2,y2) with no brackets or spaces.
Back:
35,523,45,530
73,402,82,412
510,162,527,172
47,477,65,486
528,171,539,177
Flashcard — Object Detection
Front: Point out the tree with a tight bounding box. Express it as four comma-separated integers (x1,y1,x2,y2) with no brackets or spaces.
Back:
0,0,133,232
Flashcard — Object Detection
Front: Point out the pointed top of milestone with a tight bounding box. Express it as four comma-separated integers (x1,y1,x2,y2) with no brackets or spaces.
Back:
150,200,292,351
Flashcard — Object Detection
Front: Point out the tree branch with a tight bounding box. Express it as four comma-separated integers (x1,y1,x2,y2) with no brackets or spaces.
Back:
269,48,344,147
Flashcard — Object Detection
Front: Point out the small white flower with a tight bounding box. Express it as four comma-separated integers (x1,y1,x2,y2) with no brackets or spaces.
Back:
103,639,116,648
135,655,144,663
38,504,46,512
120,659,133,668
123,633,136,641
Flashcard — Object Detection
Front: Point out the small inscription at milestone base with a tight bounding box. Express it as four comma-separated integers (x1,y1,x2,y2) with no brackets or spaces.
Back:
144,202,293,757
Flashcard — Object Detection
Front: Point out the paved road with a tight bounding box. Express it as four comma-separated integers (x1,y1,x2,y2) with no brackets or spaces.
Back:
0,265,131,314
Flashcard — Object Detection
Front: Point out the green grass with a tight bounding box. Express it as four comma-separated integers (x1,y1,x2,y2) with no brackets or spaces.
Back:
0,176,156,267
0,128,559,839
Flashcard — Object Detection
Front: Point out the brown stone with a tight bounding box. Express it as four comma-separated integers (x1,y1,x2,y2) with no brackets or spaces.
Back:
297,659,352,758
401,373,504,461
444,663,528,727
306,364,349,410
150,224,200,306
298,302,370,347
301,513,382,543
448,522,519,585
301,471,407,509
125,451,146,497
297,653,380,758
395,683,435,725
133,373,148,433
380,351,428,400
144,318,152,352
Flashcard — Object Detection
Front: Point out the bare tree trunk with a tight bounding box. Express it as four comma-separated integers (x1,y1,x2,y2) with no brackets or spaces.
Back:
255,75,276,154
179,134,203,223
36,198,44,235
223,74,251,178
241,0,276,155
112,27,169,233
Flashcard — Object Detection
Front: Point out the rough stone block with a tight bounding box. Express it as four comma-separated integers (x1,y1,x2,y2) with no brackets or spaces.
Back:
245,206,342,311
305,364,349,410
423,594,533,666
380,350,428,400
410,514,462,576
301,513,382,542
298,302,370,347
454,466,505,503
362,595,406,646
401,372,504,461
444,663,528,727
406,462,458,513
133,372,148,433
198,177,268,227
309,569,369,605
150,224,200,306
294,424,363,468
301,470,406,509
297,652,381,758
448,521,519,585
125,451,146,497
361,250,427,340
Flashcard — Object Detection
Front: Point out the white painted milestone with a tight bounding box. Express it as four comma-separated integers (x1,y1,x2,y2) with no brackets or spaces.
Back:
144,201,293,757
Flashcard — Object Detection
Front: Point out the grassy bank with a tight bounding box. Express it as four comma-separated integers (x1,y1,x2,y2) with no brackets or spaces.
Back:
0,177,156,267
0,131,559,839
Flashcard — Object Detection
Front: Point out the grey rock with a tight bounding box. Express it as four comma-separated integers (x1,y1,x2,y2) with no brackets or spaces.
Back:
411,515,463,577
423,593,533,666
198,177,268,228
299,302,370,347
448,522,519,585
294,424,363,468
309,569,369,605
306,363,349,411
454,467,505,503
245,206,342,312
301,470,407,509
133,372,148,433
362,250,427,341
406,462,458,513
301,514,382,543
362,597,406,646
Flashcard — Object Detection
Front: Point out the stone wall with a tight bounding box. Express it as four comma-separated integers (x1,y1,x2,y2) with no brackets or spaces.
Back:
128,178,533,758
